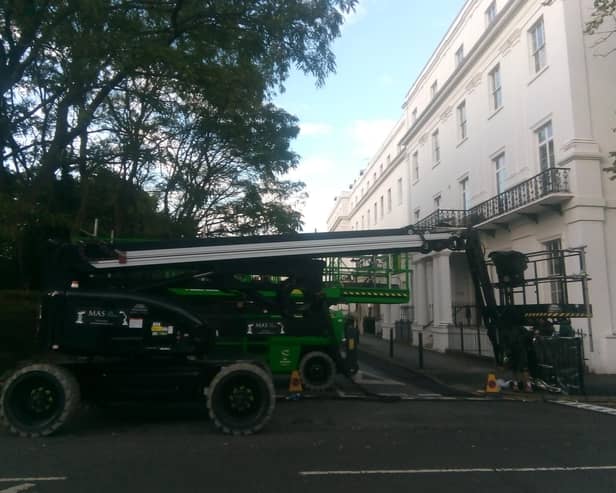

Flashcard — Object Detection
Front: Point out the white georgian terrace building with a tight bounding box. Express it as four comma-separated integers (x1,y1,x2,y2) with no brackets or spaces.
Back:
326,0,616,372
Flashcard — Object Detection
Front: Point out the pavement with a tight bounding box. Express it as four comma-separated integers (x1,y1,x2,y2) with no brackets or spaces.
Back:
357,334,616,400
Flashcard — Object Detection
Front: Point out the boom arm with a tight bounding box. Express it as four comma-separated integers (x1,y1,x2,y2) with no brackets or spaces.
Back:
86,227,463,270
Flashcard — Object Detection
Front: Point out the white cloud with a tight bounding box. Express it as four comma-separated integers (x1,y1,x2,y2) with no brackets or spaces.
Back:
298,187,339,232
283,154,347,232
347,118,396,160
299,122,334,137
286,155,336,182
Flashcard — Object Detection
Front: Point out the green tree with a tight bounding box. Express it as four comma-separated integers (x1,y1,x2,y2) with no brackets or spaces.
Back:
159,98,305,236
2,0,354,193
0,0,356,286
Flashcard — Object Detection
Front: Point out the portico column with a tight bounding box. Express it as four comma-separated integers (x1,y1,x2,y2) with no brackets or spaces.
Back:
433,251,453,326
412,258,427,331
431,251,453,352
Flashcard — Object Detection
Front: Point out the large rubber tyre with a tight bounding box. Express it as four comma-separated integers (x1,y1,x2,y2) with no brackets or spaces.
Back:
299,351,336,392
207,363,275,436
0,363,81,437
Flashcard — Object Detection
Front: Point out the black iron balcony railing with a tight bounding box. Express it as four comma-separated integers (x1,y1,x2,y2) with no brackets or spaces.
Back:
414,209,470,231
469,167,570,225
414,167,570,231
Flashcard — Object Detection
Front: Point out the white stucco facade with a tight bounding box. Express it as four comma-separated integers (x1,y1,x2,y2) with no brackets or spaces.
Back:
326,0,616,372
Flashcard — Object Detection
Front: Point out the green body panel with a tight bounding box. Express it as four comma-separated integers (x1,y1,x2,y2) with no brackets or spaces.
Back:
210,311,346,374
163,254,411,377
215,334,340,374
169,286,409,304
323,286,410,304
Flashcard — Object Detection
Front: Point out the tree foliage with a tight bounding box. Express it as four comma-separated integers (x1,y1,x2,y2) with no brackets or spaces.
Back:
585,0,616,34
1,0,356,287
584,0,616,179
585,0,616,56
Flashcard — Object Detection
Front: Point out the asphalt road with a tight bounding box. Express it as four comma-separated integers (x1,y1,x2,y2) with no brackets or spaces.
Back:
2,365,616,493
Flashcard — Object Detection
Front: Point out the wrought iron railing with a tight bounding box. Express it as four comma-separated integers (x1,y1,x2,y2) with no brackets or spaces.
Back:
414,167,570,231
413,209,470,231
469,167,570,224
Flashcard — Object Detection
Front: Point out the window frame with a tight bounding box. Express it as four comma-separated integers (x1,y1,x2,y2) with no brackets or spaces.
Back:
485,1,497,27
457,100,467,141
493,152,506,195
460,177,470,211
488,64,502,112
544,238,564,304
431,129,440,165
529,17,547,74
536,120,555,170
455,44,464,67
412,150,419,181
430,80,438,99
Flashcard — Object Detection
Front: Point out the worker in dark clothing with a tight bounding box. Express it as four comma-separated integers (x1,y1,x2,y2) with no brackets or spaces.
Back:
502,325,533,392
559,319,574,337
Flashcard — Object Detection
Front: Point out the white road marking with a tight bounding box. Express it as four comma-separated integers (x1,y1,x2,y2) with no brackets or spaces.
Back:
552,400,616,415
0,478,66,483
299,465,616,476
0,484,36,493
334,391,515,401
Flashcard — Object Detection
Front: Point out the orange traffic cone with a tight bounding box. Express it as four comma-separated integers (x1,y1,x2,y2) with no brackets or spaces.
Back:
485,372,500,393
288,370,303,394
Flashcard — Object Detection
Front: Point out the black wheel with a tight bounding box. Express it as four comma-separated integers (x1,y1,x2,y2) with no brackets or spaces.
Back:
207,363,275,436
299,351,336,391
0,363,81,437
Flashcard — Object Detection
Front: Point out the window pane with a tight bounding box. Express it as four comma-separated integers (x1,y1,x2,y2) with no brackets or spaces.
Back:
490,66,502,109
496,157,506,194
548,140,555,167
539,145,548,170
545,238,564,303
537,121,554,170
530,19,546,72
486,1,496,26
538,20,545,47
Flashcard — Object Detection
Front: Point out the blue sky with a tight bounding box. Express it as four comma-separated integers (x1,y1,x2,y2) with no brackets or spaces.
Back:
275,0,466,232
